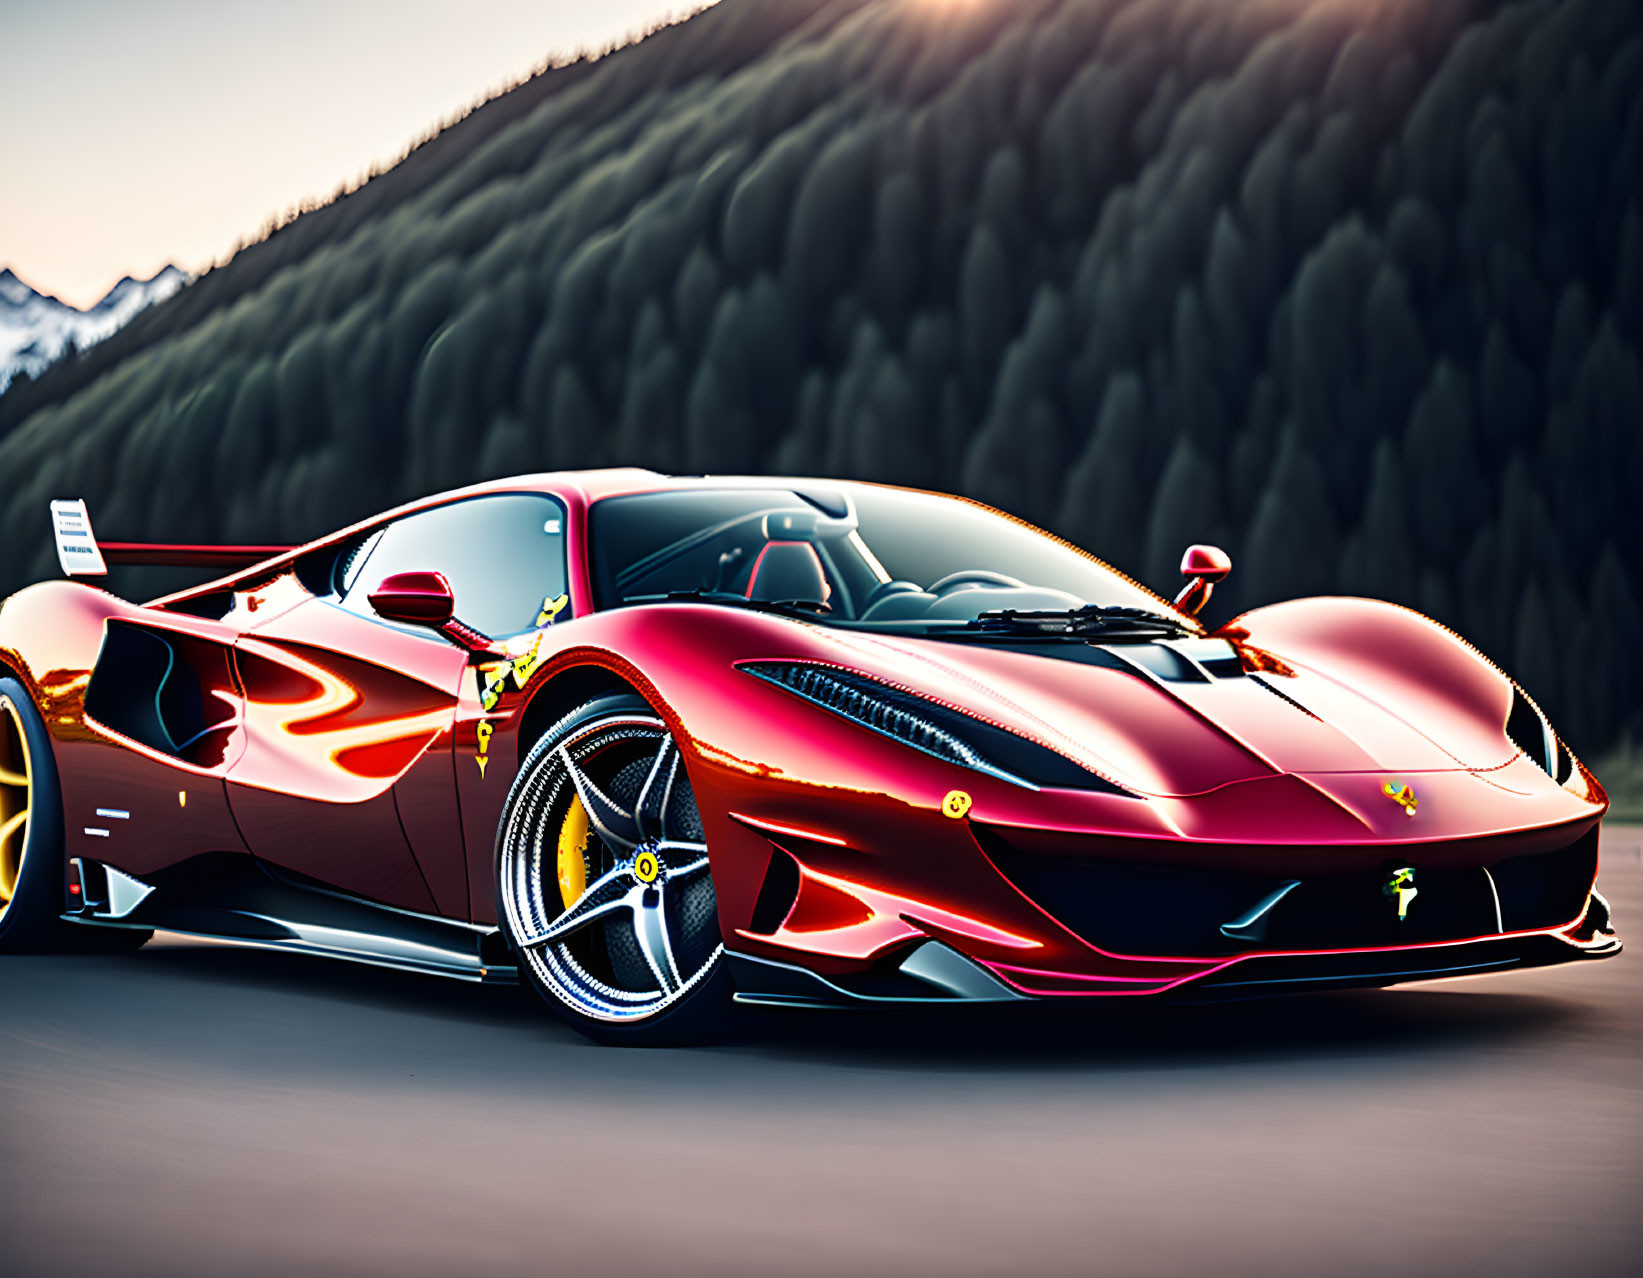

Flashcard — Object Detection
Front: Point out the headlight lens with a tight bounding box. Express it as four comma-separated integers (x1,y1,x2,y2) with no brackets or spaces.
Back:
1505,683,1573,784
742,661,1129,794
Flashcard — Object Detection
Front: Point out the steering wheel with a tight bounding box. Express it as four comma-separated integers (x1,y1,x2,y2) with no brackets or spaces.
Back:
927,570,1025,596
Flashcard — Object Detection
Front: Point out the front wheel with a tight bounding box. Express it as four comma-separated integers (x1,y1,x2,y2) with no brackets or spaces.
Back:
496,694,731,1045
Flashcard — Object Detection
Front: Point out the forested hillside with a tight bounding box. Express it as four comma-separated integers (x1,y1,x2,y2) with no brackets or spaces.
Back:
2,0,1640,758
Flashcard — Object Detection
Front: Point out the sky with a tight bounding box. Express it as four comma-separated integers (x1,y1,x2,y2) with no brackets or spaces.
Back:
0,0,712,309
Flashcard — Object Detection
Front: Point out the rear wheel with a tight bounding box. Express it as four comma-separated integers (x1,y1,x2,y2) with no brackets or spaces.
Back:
497,694,731,1045
0,676,151,953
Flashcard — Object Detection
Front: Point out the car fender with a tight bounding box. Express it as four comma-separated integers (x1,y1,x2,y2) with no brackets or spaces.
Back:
1221,597,1523,773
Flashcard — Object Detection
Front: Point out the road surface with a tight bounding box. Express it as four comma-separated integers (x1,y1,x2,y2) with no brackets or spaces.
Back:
3,828,1639,1278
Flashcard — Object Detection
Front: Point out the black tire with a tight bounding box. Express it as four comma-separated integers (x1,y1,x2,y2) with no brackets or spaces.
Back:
496,693,733,1045
0,675,151,954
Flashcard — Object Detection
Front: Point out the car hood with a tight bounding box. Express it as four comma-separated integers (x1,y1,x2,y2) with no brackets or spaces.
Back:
811,630,1493,798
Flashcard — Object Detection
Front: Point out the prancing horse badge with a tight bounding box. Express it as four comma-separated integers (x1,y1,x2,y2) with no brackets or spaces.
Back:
1383,866,1418,922
1382,780,1418,817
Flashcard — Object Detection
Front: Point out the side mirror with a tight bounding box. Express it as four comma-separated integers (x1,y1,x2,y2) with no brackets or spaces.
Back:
1171,544,1231,616
367,571,502,659
368,571,454,627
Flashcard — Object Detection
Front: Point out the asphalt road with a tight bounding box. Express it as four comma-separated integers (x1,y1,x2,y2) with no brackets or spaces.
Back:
2,830,1639,1278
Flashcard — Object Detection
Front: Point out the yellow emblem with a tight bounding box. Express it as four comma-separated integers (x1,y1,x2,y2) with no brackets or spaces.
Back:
476,721,493,779
536,593,570,627
1383,866,1419,921
1382,780,1417,817
510,633,546,689
478,663,509,712
633,849,661,883
942,790,973,820
476,633,551,711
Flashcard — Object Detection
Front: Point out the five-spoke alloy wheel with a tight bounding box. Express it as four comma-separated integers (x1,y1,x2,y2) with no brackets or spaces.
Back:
497,694,730,1043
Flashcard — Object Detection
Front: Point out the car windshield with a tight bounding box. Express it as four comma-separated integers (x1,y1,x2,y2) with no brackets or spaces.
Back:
587,484,1182,631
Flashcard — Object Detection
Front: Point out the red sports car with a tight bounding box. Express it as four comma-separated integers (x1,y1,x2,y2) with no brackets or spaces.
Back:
0,472,1619,1042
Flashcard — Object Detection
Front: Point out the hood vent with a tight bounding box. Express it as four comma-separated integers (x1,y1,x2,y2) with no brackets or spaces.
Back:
1248,674,1322,721
927,637,1245,683
1106,639,1247,684
1114,644,1209,683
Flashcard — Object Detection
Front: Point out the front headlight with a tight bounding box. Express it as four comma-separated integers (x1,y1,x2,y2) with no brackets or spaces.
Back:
741,661,1130,794
1505,683,1574,785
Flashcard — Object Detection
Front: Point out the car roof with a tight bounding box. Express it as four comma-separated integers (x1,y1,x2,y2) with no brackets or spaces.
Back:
422,469,883,504
145,470,887,607
147,469,1177,621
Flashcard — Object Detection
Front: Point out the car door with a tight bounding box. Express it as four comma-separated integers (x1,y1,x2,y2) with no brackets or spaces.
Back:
225,492,573,917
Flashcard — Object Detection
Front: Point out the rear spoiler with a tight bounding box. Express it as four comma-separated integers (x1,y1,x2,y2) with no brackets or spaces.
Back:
51,499,293,577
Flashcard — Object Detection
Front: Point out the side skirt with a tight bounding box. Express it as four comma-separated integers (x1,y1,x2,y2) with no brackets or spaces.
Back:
63,852,517,984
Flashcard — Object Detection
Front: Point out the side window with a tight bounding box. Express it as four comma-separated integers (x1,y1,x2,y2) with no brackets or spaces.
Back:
341,494,571,638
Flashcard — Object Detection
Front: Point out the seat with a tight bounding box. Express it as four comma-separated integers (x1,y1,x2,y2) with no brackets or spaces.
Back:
745,541,830,607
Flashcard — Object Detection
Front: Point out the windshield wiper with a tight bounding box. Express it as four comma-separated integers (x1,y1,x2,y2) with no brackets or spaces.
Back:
626,589,831,619
962,604,1194,640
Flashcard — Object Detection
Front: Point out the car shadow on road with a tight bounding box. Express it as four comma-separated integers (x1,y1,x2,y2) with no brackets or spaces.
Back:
113,936,1589,1074
730,985,1585,1073
119,938,543,1024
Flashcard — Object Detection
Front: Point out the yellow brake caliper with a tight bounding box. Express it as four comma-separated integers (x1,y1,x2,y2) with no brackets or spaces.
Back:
556,794,590,910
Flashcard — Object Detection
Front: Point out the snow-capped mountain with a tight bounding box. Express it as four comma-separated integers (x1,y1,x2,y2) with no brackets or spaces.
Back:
0,265,189,393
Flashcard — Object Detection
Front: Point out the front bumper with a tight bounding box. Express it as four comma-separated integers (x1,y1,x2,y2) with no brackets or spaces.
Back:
726,897,1620,1008
716,766,1615,1007
1179,915,1620,1000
